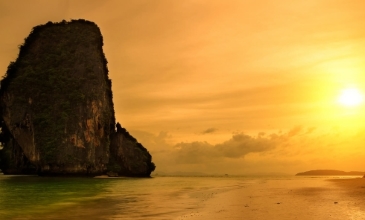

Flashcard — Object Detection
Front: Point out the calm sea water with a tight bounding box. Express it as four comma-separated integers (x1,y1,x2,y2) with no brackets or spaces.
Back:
1,173,360,220
0,173,256,220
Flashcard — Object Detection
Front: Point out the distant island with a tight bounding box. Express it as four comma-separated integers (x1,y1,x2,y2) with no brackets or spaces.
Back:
296,170,365,176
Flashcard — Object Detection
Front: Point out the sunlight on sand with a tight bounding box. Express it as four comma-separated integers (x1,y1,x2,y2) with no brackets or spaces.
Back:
175,177,365,220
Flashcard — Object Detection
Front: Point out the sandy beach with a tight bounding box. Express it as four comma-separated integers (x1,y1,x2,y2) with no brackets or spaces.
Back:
175,177,365,220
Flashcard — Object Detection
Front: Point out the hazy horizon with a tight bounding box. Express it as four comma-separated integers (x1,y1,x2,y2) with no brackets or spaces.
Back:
1,0,365,175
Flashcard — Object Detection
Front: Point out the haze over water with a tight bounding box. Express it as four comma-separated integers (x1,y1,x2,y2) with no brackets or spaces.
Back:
1,174,364,219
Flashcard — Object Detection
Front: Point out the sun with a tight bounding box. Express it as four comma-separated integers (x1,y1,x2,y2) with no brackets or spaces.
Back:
337,88,364,107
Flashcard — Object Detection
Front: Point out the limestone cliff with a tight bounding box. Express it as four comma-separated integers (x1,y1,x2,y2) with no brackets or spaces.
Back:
0,20,155,176
108,123,156,177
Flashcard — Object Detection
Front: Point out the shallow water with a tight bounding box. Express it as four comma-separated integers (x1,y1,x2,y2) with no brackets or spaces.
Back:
0,174,363,219
0,174,251,219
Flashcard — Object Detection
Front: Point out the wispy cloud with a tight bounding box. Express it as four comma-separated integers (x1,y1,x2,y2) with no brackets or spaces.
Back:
201,128,217,134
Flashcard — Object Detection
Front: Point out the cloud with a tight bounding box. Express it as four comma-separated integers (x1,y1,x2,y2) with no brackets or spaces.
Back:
131,125,365,175
201,127,217,134
174,132,277,164
173,141,215,164
287,126,302,137
216,133,276,158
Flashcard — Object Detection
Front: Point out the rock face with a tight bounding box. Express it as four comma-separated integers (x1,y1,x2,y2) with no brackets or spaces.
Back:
109,123,156,177
0,20,155,176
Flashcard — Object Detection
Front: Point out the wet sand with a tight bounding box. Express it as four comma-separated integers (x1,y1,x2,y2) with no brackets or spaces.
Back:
176,177,365,220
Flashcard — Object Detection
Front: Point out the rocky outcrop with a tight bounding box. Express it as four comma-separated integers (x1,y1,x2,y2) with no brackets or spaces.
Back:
108,123,155,177
0,20,155,176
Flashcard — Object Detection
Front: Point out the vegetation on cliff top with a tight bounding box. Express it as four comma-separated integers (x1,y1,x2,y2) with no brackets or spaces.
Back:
0,19,154,176
1,19,115,163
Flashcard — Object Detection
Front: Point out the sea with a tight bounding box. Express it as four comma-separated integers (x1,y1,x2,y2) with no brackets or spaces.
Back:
0,173,363,220
0,173,243,220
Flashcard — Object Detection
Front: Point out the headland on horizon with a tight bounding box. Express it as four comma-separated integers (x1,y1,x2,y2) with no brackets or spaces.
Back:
295,169,365,176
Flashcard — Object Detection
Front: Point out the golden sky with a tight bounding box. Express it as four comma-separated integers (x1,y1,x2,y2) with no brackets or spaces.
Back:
1,0,365,175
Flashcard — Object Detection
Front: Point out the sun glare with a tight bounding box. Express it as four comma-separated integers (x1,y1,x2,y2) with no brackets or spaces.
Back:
338,88,364,107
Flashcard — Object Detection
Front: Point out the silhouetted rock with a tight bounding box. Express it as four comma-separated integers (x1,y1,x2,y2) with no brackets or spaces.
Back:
0,20,155,176
110,125,155,177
